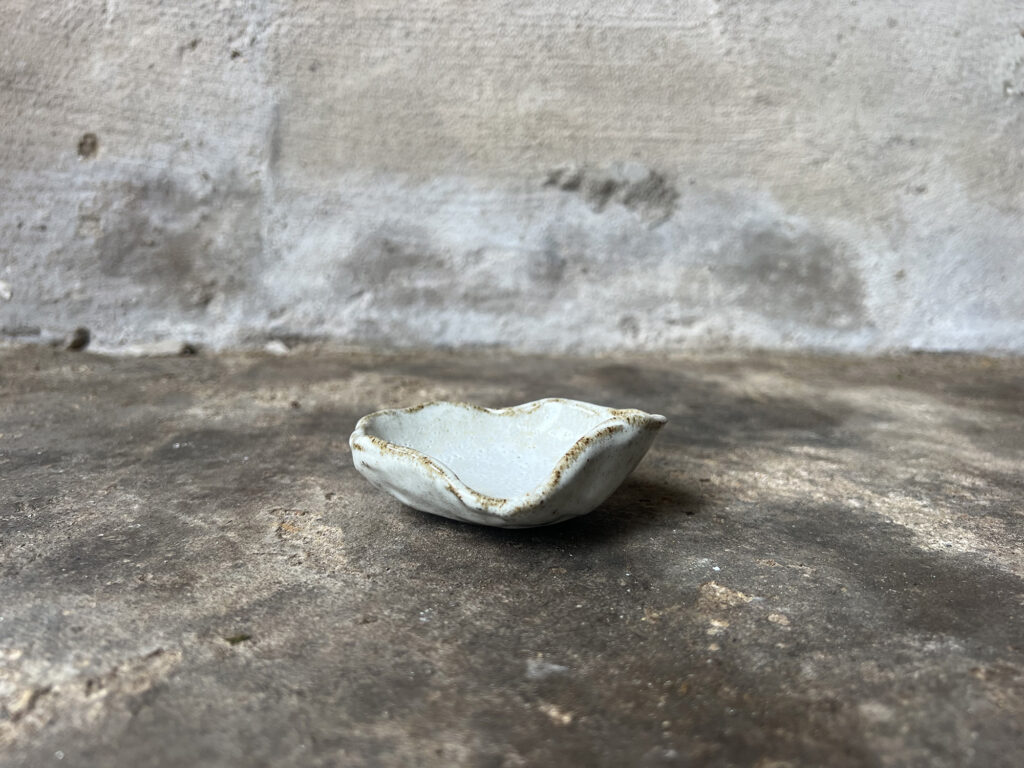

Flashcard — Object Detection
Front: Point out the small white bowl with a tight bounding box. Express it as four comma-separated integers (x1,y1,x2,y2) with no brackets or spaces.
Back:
349,398,666,528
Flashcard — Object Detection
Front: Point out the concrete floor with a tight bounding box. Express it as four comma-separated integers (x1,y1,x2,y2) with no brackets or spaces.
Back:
1,346,1022,767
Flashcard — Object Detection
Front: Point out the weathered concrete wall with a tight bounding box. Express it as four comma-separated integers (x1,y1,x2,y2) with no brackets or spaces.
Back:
2,1,1022,352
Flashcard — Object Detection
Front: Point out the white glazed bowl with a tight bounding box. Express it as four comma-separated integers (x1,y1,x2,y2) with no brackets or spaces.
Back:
349,398,666,528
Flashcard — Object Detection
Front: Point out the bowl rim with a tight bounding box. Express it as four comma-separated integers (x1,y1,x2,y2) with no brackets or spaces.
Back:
349,397,666,520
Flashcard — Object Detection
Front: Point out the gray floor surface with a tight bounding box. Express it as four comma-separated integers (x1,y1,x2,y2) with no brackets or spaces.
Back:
1,346,1022,767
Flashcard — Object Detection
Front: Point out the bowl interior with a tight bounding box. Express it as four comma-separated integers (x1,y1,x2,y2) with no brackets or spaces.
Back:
364,401,616,499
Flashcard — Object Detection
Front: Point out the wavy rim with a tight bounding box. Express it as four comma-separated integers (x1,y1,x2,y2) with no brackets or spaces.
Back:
349,398,666,519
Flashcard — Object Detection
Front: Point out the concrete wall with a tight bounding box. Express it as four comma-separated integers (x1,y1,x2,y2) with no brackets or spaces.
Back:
2,1,1022,353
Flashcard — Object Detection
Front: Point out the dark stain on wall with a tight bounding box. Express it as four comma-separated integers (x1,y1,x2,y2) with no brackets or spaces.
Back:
77,133,98,158
528,247,567,285
343,226,450,307
95,171,262,312
345,224,572,315
546,164,679,224
728,224,867,330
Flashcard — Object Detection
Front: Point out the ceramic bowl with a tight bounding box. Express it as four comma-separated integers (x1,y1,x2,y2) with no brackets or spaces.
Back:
349,398,666,528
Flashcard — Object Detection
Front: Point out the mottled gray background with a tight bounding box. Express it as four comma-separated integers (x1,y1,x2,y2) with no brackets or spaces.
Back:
2,1,1022,353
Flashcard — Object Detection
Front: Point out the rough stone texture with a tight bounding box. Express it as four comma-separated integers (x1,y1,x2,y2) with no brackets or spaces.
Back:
2,345,1022,766
2,1,1023,353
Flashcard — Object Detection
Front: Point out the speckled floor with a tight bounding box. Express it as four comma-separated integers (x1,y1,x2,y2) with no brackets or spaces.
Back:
1,346,1022,767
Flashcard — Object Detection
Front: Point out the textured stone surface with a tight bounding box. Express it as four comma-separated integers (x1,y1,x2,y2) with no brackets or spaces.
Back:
2,1,1023,352
1,345,1022,766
